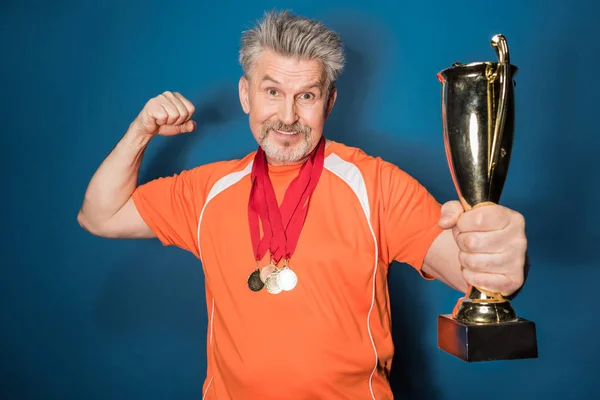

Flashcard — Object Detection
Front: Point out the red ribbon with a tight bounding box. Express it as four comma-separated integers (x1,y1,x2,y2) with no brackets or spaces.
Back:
248,137,325,264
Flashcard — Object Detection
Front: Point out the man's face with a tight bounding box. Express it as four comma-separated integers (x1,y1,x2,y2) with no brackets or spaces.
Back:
239,50,337,165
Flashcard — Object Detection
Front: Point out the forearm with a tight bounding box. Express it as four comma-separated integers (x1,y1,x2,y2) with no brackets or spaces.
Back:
78,125,151,232
422,229,469,293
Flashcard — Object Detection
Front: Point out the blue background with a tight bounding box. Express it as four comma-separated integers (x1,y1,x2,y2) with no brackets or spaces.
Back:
3,0,599,398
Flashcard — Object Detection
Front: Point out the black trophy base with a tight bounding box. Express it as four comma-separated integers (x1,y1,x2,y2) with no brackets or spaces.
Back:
437,314,538,362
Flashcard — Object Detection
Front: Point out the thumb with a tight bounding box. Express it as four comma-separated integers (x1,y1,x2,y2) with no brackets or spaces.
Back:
438,200,464,230
181,120,197,133
158,120,197,136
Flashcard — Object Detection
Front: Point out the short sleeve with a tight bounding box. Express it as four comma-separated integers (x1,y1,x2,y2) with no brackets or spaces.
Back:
381,162,443,277
132,168,204,258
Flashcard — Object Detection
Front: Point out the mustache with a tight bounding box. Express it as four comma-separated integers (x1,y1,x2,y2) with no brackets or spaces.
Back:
261,120,311,135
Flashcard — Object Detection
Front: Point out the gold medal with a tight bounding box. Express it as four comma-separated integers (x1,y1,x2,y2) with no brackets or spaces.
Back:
265,268,282,294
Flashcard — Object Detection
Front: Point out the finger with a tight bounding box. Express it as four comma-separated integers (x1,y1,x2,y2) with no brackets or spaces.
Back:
157,125,181,135
157,95,180,125
173,92,196,118
459,250,512,272
438,200,464,230
182,120,196,133
461,268,515,296
157,120,196,135
146,100,168,126
455,229,508,254
163,91,189,125
456,204,511,233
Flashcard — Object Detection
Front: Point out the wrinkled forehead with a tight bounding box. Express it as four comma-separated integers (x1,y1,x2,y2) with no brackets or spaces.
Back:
250,50,327,90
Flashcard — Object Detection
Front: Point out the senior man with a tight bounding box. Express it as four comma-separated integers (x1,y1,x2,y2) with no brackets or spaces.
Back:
78,10,528,400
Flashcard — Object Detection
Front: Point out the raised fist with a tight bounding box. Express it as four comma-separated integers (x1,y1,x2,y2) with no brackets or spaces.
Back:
132,91,196,136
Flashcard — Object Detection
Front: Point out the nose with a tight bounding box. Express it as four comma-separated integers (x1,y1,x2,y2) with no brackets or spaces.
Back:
277,96,298,126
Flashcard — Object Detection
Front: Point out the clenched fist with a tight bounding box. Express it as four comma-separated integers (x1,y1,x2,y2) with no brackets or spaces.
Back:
132,91,196,137
438,200,527,296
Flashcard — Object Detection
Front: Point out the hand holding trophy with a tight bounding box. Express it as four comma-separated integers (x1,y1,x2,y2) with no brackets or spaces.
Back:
436,34,538,362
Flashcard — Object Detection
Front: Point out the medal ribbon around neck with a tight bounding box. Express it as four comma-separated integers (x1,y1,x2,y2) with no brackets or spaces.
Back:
248,136,326,267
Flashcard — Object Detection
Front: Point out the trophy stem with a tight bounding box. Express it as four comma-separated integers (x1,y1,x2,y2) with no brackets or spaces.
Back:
452,285,518,324
450,202,518,325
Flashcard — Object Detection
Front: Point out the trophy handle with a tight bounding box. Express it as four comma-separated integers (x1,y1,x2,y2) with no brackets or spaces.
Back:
489,34,510,179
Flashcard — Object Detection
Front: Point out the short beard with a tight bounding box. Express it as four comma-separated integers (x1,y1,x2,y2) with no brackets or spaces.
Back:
259,120,313,165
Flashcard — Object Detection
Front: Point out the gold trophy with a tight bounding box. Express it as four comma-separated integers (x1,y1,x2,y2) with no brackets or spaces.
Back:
436,34,538,361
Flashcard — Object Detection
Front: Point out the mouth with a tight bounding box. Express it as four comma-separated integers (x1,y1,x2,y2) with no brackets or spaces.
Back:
272,129,300,136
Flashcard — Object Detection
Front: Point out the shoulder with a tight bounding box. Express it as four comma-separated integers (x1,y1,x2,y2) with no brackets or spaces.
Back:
325,140,415,184
181,151,256,188
136,151,256,201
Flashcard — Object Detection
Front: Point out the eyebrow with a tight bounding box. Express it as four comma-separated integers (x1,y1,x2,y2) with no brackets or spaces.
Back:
261,74,324,92
261,74,280,84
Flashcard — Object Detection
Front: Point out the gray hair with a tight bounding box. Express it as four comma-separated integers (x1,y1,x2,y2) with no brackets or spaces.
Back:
239,10,345,89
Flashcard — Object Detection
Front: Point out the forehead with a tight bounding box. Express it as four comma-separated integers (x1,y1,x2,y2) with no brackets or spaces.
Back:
252,50,325,88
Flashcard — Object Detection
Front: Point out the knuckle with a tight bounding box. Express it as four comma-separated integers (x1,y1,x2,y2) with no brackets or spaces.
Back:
156,110,167,120
460,251,475,269
474,211,486,229
511,237,527,254
512,211,525,226
149,104,166,120
464,234,479,252
169,111,180,122
148,97,160,109
517,233,527,250
441,201,454,214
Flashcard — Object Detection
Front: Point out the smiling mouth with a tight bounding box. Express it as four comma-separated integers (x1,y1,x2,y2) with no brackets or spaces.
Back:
273,129,299,136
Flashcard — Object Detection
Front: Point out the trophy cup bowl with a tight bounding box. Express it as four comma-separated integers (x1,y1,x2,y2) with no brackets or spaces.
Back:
436,34,538,362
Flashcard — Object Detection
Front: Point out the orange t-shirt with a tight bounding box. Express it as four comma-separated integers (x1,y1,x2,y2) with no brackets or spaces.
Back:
132,140,443,400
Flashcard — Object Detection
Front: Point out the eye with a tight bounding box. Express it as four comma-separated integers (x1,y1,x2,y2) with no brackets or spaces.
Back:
299,93,315,101
266,88,279,96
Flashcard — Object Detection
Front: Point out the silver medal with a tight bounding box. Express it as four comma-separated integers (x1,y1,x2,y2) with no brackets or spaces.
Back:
277,266,298,291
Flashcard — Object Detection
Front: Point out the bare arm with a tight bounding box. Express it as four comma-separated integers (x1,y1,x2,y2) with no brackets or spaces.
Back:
422,229,468,293
77,91,196,238
77,129,154,238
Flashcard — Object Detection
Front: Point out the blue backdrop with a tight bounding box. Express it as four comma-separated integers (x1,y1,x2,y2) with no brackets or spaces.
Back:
4,0,599,398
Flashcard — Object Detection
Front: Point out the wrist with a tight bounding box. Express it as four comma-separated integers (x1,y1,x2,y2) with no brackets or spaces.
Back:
124,122,154,148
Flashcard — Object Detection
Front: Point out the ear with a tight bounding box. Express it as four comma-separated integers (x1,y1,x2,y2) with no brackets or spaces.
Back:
324,85,337,119
239,76,250,114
